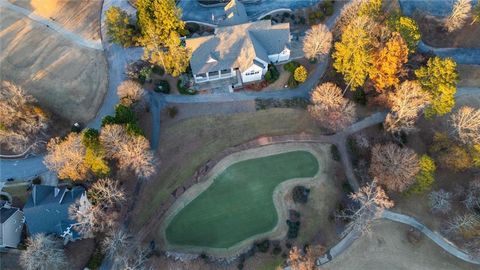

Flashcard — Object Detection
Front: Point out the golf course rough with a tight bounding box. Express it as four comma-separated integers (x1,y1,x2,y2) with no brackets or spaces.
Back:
165,150,319,249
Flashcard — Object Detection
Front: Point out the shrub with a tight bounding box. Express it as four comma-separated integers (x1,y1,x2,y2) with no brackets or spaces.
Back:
166,106,178,118
294,66,308,83
315,11,325,21
292,186,310,204
330,145,341,161
114,104,136,124
82,128,100,150
407,155,436,194
255,240,270,253
86,248,104,270
139,66,153,83
287,75,299,88
32,177,42,185
265,64,280,83
284,61,300,73
299,17,306,25
272,244,282,255
287,219,301,238
177,78,197,95
152,65,165,76
186,22,200,33
155,80,170,94
352,89,367,105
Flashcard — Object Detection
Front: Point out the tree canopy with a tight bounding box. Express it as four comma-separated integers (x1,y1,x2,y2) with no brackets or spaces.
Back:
369,32,409,92
415,57,458,117
333,16,375,90
387,15,421,52
136,0,190,76
105,6,136,47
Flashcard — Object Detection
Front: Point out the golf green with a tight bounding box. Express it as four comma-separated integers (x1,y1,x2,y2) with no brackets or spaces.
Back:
165,150,319,249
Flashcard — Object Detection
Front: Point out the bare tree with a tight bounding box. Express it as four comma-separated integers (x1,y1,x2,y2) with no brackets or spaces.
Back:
333,0,362,36
384,81,431,134
102,228,132,260
288,245,325,270
369,143,420,192
429,189,452,214
100,124,156,179
119,135,156,179
89,178,126,206
449,106,480,145
102,228,150,270
20,234,67,270
100,124,128,158
0,81,49,154
117,80,146,107
69,196,118,236
445,0,472,32
463,178,480,210
44,133,89,181
308,83,356,132
336,181,394,237
303,24,333,60
444,213,480,235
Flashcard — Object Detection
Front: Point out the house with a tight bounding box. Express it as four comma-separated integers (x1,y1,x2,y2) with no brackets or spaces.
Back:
185,0,291,87
0,202,24,248
23,185,88,244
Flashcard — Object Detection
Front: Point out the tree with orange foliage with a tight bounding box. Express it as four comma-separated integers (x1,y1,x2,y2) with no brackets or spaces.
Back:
369,32,409,92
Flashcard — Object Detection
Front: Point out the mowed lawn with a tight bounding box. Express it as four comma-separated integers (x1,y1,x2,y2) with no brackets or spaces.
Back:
165,151,319,248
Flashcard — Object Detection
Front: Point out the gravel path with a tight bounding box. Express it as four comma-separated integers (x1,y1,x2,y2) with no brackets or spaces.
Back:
0,0,103,50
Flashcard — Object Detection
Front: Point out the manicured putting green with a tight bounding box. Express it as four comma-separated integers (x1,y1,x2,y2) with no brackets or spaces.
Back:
165,150,319,248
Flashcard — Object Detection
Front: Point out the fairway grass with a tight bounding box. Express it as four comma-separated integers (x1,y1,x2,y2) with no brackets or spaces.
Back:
162,143,331,256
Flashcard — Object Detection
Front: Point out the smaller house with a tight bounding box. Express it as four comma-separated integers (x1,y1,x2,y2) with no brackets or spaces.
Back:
0,202,24,248
23,185,88,244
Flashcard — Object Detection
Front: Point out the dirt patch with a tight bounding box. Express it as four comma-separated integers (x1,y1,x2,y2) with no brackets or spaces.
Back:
0,7,108,123
325,220,478,270
458,65,480,87
132,108,325,231
7,0,102,40
415,14,480,48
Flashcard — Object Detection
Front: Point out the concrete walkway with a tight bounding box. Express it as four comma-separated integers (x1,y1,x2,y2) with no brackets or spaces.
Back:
382,210,480,265
0,0,103,50
418,41,480,65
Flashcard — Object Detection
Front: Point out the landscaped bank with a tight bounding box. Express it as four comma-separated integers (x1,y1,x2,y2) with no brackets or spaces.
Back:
162,144,329,256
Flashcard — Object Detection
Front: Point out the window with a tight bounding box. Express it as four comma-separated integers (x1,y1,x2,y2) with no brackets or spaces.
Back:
246,70,260,76
208,71,219,77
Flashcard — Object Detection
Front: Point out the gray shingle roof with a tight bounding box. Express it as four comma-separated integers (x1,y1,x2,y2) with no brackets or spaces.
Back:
23,185,85,239
0,207,18,223
186,20,290,75
219,0,249,26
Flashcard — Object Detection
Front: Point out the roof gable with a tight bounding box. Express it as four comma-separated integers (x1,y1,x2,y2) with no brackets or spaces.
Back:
24,185,86,239
186,20,290,75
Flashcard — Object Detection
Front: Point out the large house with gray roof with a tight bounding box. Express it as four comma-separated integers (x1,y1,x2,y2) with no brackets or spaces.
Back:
0,202,24,248
23,185,88,244
185,0,291,88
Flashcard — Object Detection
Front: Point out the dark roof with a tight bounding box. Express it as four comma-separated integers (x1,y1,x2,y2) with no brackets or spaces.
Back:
23,185,85,239
0,207,19,223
